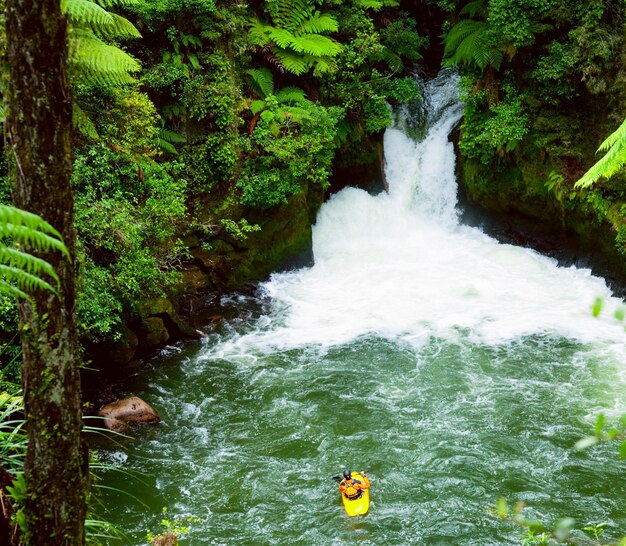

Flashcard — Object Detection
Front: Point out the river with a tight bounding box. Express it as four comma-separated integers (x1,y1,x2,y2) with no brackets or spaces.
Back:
98,71,626,545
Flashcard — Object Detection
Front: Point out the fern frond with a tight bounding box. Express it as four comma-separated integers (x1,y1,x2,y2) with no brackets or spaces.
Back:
100,12,141,39
63,0,115,29
250,99,268,115
288,34,342,56
275,86,310,105
0,105,4,124
64,0,140,38
94,0,140,8
282,105,312,123
267,27,298,49
0,247,60,284
444,19,486,55
459,0,487,18
158,140,178,155
356,0,384,8
598,117,626,153
70,28,140,86
0,205,68,258
159,127,185,144
273,49,309,75
380,46,403,73
248,19,272,47
157,126,185,154
311,55,338,76
444,20,501,70
272,0,313,31
0,265,58,297
73,103,100,139
246,68,275,98
575,118,626,188
296,12,339,35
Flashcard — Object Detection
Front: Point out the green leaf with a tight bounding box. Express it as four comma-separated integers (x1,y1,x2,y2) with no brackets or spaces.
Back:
591,297,603,317
495,497,508,519
594,413,606,436
576,118,626,189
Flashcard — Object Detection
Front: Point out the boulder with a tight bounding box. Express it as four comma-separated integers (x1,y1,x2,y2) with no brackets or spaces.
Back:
98,396,161,432
152,532,177,546
138,316,170,349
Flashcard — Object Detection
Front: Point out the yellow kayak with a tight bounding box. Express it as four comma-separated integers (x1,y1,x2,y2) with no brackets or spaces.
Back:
340,471,370,516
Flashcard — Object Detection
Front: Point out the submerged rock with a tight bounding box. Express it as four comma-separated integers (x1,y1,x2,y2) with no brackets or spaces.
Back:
98,396,160,432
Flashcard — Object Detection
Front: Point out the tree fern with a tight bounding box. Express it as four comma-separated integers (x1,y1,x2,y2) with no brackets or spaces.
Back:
246,68,275,98
269,0,312,30
459,0,487,18
64,0,141,88
248,0,341,76
275,86,311,106
575,118,626,189
296,12,339,35
0,205,69,300
273,49,309,75
289,34,342,57
444,19,502,70
70,28,140,86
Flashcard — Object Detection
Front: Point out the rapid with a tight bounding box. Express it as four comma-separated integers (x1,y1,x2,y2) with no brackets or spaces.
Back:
98,71,626,545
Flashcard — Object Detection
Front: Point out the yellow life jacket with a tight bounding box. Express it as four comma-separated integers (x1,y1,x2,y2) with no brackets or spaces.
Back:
341,479,363,500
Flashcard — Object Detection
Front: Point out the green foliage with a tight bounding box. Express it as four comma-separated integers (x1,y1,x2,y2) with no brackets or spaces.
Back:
220,218,261,242
128,0,216,21
0,391,26,474
64,0,142,88
146,506,201,544
72,147,188,339
530,41,579,104
575,118,626,189
237,105,342,208
459,84,529,163
0,205,69,300
487,0,555,49
444,19,502,70
248,0,342,76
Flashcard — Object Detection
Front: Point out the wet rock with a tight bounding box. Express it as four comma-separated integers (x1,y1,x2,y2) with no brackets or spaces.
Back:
138,316,170,349
98,396,161,432
152,532,177,546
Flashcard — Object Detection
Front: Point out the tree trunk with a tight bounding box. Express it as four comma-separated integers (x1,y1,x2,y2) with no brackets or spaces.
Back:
5,1,88,544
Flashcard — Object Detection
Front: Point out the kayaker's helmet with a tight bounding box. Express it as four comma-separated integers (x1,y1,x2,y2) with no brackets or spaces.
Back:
343,469,351,480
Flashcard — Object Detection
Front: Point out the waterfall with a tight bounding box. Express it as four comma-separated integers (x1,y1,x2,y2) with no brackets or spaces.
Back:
213,69,625,356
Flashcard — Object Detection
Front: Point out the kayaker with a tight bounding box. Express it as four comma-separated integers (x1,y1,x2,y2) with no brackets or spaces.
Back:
339,469,370,500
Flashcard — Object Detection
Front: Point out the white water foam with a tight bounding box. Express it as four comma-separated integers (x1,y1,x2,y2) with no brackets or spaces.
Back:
209,71,626,356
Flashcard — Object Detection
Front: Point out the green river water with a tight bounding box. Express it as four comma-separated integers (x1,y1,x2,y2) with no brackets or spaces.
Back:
97,73,626,545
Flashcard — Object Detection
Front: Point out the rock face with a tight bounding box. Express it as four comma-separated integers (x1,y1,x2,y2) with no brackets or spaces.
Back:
98,396,161,432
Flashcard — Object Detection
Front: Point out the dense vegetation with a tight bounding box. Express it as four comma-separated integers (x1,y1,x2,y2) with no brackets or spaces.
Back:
1,0,427,377
441,0,626,275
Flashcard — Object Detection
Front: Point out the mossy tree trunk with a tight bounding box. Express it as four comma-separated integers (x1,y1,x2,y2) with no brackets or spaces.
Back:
5,0,88,544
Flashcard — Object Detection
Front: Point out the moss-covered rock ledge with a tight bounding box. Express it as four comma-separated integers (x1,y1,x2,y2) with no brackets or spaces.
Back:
457,150,626,294
83,174,326,383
